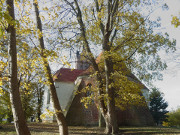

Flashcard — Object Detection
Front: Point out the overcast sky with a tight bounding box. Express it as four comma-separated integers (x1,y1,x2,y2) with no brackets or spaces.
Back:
152,0,180,111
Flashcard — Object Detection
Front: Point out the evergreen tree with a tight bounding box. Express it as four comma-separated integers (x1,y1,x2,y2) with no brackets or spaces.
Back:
149,88,168,125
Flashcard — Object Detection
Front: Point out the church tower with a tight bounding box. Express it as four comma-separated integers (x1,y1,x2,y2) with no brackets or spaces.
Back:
75,51,89,70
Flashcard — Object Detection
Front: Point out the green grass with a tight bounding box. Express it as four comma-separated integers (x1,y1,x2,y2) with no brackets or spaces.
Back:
1,123,180,134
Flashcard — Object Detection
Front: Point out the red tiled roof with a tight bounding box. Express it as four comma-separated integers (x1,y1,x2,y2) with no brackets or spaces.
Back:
53,68,84,82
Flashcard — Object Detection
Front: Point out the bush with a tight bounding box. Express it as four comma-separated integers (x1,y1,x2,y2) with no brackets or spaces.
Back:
164,108,180,127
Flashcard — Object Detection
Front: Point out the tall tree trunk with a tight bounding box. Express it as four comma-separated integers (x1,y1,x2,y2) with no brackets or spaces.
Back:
37,87,43,122
103,34,118,134
37,91,41,122
101,0,119,133
6,0,31,135
104,62,118,134
33,1,68,135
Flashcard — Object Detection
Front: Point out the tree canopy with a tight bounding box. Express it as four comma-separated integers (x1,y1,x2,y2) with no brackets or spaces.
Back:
165,108,180,127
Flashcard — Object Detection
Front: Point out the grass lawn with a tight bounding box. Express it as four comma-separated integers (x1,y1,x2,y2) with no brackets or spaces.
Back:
1,123,180,135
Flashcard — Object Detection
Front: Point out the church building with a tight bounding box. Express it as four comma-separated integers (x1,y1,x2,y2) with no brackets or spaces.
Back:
43,51,154,126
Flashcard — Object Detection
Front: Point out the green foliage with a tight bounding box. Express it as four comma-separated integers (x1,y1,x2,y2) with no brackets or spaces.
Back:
165,108,180,127
0,34,48,122
0,81,44,122
171,15,180,28
113,71,146,110
0,87,13,123
80,60,146,110
20,86,36,121
149,88,168,125
32,83,45,122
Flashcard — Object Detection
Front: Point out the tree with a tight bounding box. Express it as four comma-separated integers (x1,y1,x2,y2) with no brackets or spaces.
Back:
0,81,44,123
53,0,175,134
149,88,168,125
5,0,31,134
1,0,64,131
33,1,68,135
1,0,67,133
0,88,12,123
17,44,46,121
0,31,47,123
32,82,45,122
165,108,180,127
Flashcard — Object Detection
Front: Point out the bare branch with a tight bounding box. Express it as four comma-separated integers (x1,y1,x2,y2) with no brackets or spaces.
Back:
94,0,105,34
64,0,77,15
110,0,119,29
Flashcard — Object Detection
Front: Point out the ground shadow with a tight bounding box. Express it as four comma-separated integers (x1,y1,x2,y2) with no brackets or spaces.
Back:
1,123,180,135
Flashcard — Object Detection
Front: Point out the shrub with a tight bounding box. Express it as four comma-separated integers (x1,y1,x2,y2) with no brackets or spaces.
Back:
166,108,180,127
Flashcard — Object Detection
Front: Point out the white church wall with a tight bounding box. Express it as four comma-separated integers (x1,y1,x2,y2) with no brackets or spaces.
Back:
42,82,75,122
55,82,75,112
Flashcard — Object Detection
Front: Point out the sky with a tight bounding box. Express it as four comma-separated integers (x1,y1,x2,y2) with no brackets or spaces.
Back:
151,0,180,111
